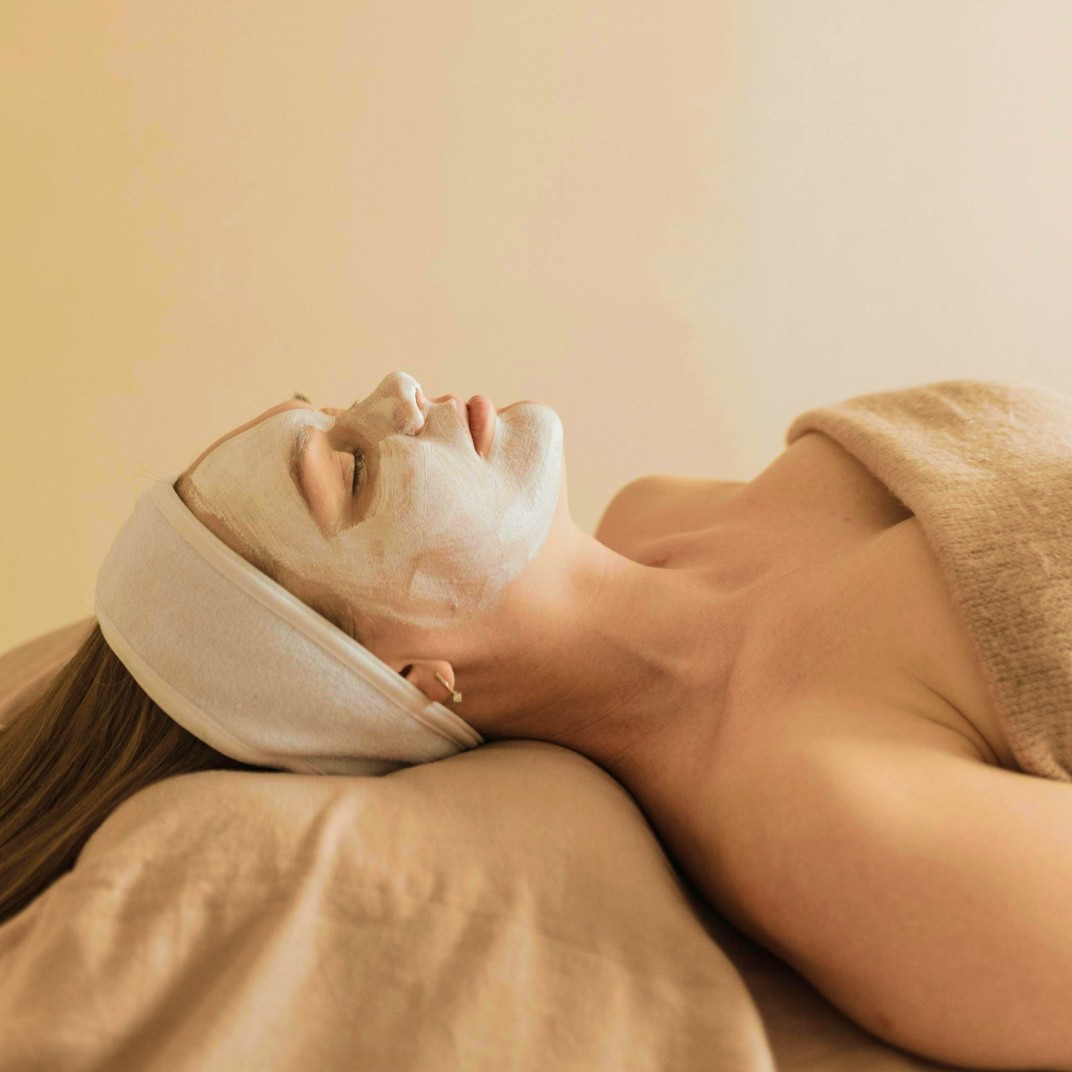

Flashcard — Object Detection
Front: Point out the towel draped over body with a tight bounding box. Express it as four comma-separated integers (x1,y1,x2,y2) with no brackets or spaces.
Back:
784,378,1072,782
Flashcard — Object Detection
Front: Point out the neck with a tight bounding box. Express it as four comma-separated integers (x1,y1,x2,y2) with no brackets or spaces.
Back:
462,524,757,788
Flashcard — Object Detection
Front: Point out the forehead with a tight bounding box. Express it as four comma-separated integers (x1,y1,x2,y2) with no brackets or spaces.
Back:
183,399,310,478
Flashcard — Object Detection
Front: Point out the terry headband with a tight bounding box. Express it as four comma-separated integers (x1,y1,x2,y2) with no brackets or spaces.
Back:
94,479,485,776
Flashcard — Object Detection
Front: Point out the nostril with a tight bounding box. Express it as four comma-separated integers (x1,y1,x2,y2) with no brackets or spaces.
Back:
412,390,430,432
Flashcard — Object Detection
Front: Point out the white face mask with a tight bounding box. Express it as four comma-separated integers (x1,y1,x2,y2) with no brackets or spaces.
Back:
186,371,565,632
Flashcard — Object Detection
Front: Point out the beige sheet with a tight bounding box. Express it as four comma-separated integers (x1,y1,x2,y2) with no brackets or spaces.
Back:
0,621,965,1072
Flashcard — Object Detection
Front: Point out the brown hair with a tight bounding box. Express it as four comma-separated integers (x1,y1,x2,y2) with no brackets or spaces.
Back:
0,475,351,927
0,622,276,926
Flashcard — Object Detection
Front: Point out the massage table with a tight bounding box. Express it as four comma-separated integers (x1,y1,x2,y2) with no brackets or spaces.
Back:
0,618,977,1071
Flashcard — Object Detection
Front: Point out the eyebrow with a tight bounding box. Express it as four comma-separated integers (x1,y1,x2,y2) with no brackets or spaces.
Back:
285,391,359,528
288,392,316,515
290,391,369,525
288,425,314,510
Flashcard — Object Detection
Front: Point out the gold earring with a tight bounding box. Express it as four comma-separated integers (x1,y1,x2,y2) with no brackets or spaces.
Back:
434,671,463,703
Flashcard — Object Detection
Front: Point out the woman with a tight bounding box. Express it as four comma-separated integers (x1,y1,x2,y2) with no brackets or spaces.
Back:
3,369,1071,1068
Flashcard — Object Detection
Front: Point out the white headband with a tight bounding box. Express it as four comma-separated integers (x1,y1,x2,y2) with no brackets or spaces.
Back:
94,479,485,776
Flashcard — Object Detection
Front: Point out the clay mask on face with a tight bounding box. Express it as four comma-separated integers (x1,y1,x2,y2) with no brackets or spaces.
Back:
186,371,565,631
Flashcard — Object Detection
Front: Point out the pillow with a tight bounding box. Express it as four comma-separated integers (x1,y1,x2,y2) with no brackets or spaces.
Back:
0,739,772,1071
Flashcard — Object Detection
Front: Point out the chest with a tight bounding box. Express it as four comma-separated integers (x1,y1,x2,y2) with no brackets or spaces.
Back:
598,433,1013,774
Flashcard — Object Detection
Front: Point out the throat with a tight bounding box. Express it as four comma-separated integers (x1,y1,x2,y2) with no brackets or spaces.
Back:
578,555,760,795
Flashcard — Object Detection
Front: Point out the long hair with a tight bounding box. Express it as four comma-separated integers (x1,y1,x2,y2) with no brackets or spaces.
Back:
0,622,274,926
0,475,361,927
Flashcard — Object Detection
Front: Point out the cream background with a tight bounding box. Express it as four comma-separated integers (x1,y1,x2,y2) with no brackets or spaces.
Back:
2,1,1070,654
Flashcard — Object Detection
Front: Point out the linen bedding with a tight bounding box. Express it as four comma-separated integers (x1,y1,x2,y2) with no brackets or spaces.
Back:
0,618,971,1071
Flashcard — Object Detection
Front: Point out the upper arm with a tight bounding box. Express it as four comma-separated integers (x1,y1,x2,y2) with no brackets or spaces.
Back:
714,740,1072,1069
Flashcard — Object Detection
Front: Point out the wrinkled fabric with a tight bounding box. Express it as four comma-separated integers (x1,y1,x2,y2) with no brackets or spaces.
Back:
787,377,1072,781
0,738,773,1072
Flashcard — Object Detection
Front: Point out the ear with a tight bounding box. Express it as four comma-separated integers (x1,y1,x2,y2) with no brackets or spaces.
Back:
396,659,459,705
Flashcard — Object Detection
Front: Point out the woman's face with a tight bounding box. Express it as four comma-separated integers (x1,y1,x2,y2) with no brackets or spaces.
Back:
182,371,566,640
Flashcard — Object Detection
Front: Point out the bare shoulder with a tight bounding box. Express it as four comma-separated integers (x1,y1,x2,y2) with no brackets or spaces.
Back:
702,730,1072,1069
595,475,746,557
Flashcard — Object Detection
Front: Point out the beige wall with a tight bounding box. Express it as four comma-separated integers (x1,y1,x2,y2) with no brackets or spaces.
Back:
3,2,1071,653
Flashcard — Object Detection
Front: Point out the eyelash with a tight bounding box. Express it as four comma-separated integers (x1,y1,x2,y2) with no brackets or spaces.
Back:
350,448,365,494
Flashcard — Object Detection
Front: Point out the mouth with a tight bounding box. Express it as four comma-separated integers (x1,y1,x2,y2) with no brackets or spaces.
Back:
466,396,495,457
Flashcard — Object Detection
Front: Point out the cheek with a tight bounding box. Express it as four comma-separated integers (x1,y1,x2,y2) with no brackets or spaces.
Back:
367,448,461,507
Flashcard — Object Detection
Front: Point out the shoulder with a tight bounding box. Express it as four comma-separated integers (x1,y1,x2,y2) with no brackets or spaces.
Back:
595,475,746,557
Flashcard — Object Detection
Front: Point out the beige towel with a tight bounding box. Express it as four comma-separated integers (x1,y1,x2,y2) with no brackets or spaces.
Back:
785,378,1072,782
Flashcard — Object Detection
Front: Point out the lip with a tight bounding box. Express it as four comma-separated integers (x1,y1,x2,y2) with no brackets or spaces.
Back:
466,396,495,457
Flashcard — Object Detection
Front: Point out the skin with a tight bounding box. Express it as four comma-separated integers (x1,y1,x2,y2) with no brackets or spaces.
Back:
179,387,1072,1066
179,383,759,789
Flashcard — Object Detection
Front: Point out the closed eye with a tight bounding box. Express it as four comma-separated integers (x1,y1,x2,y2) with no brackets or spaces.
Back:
350,448,365,494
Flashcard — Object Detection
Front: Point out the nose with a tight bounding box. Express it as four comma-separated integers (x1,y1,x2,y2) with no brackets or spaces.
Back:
424,390,468,429
327,384,469,434
426,390,462,407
